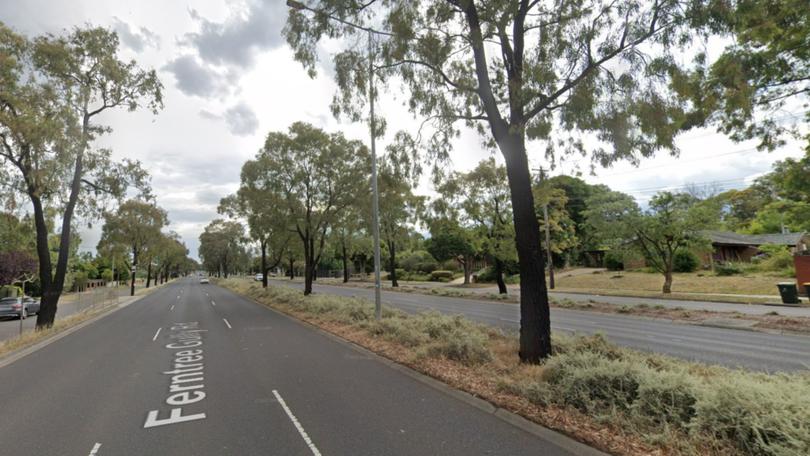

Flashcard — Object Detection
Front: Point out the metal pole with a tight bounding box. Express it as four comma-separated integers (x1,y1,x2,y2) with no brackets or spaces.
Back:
19,280,25,337
369,30,382,320
543,203,555,289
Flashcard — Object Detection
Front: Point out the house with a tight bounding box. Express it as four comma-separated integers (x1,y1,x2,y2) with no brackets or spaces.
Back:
705,231,810,263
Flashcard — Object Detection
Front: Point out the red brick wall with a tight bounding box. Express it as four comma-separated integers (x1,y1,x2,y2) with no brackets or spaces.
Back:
795,255,810,295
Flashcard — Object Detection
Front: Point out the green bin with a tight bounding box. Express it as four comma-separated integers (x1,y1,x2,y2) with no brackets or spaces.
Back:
777,282,800,305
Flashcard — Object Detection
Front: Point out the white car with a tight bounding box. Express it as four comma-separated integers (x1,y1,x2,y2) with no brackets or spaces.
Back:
254,273,263,282
199,277,209,284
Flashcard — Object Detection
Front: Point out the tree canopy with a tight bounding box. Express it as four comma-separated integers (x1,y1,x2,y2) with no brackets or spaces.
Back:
0,23,162,326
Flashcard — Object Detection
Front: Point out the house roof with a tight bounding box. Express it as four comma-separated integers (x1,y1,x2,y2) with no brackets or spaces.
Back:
704,230,807,247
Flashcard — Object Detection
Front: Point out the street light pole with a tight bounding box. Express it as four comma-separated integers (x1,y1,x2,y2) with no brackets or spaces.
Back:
368,30,383,320
286,0,384,319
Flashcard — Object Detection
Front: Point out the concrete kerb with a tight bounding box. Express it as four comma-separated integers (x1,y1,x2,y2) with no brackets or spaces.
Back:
225,284,609,456
0,282,173,369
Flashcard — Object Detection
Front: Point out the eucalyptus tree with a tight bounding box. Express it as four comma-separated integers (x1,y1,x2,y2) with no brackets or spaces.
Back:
285,0,713,361
438,158,515,294
98,200,168,296
0,24,161,326
220,155,293,288
332,206,364,283
261,122,369,295
676,0,810,151
198,219,246,278
377,153,423,287
152,232,188,285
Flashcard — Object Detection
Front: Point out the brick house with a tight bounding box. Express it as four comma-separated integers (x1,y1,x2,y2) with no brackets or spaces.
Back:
704,231,810,263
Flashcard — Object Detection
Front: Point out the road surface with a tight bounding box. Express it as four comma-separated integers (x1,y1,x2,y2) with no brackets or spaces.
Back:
269,279,810,372
0,278,596,455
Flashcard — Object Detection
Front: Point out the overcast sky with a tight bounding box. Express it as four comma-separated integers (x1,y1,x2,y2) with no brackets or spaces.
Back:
1,0,805,260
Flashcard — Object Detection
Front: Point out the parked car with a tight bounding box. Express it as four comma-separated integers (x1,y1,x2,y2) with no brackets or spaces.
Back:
254,273,263,282
199,277,209,284
0,296,40,319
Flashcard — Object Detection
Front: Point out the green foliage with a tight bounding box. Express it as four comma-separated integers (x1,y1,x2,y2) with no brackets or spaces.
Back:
604,251,625,271
673,250,701,273
399,250,438,273
198,219,246,277
258,122,369,289
429,270,454,282
715,263,744,276
756,245,795,273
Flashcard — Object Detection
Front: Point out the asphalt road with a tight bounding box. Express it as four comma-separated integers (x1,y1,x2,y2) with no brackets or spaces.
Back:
269,279,810,372
0,278,594,456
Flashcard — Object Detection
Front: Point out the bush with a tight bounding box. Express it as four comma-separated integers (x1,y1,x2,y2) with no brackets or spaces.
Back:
633,370,698,429
673,250,700,273
694,375,810,456
604,251,624,271
758,247,794,273
715,263,743,276
399,250,439,273
542,352,640,414
430,270,454,282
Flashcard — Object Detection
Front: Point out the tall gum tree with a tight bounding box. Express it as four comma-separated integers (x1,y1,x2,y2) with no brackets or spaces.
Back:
437,158,515,294
261,122,369,295
0,24,162,327
98,200,168,296
219,158,292,289
285,0,712,362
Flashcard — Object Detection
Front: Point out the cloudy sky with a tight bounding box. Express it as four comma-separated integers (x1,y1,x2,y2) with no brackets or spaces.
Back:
1,0,805,259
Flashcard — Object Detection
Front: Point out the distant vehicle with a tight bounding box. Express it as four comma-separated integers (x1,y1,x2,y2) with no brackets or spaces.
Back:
0,296,40,319
199,277,209,284
254,273,263,282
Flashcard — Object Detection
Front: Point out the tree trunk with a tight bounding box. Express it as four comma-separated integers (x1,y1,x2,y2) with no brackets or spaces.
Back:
462,256,472,284
342,242,349,283
146,262,152,288
388,241,398,287
130,248,138,297
261,239,268,288
663,269,673,294
30,194,57,326
289,258,295,280
303,237,313,295
495,258,507,294
501,133,551,363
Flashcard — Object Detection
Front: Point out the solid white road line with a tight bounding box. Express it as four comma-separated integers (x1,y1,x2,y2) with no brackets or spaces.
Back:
152,327,162,341
272,390,322,456
88,442,101,456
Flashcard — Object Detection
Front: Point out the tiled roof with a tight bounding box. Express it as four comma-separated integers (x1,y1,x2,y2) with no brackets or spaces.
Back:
704,230,807,246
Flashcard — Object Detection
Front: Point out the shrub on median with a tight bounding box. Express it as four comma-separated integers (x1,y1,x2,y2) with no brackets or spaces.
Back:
220,278,810,456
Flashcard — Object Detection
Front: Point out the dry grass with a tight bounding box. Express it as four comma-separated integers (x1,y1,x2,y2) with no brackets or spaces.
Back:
556,271,791,296
0,306,113,358
220,278,810,456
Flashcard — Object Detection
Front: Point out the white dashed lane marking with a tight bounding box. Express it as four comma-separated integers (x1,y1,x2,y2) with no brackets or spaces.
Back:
223,318,232,329
273,390,322,456
88,442,101,455
152,327,162,342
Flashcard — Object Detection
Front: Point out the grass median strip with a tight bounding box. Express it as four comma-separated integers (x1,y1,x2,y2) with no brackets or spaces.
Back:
220,278,810,456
